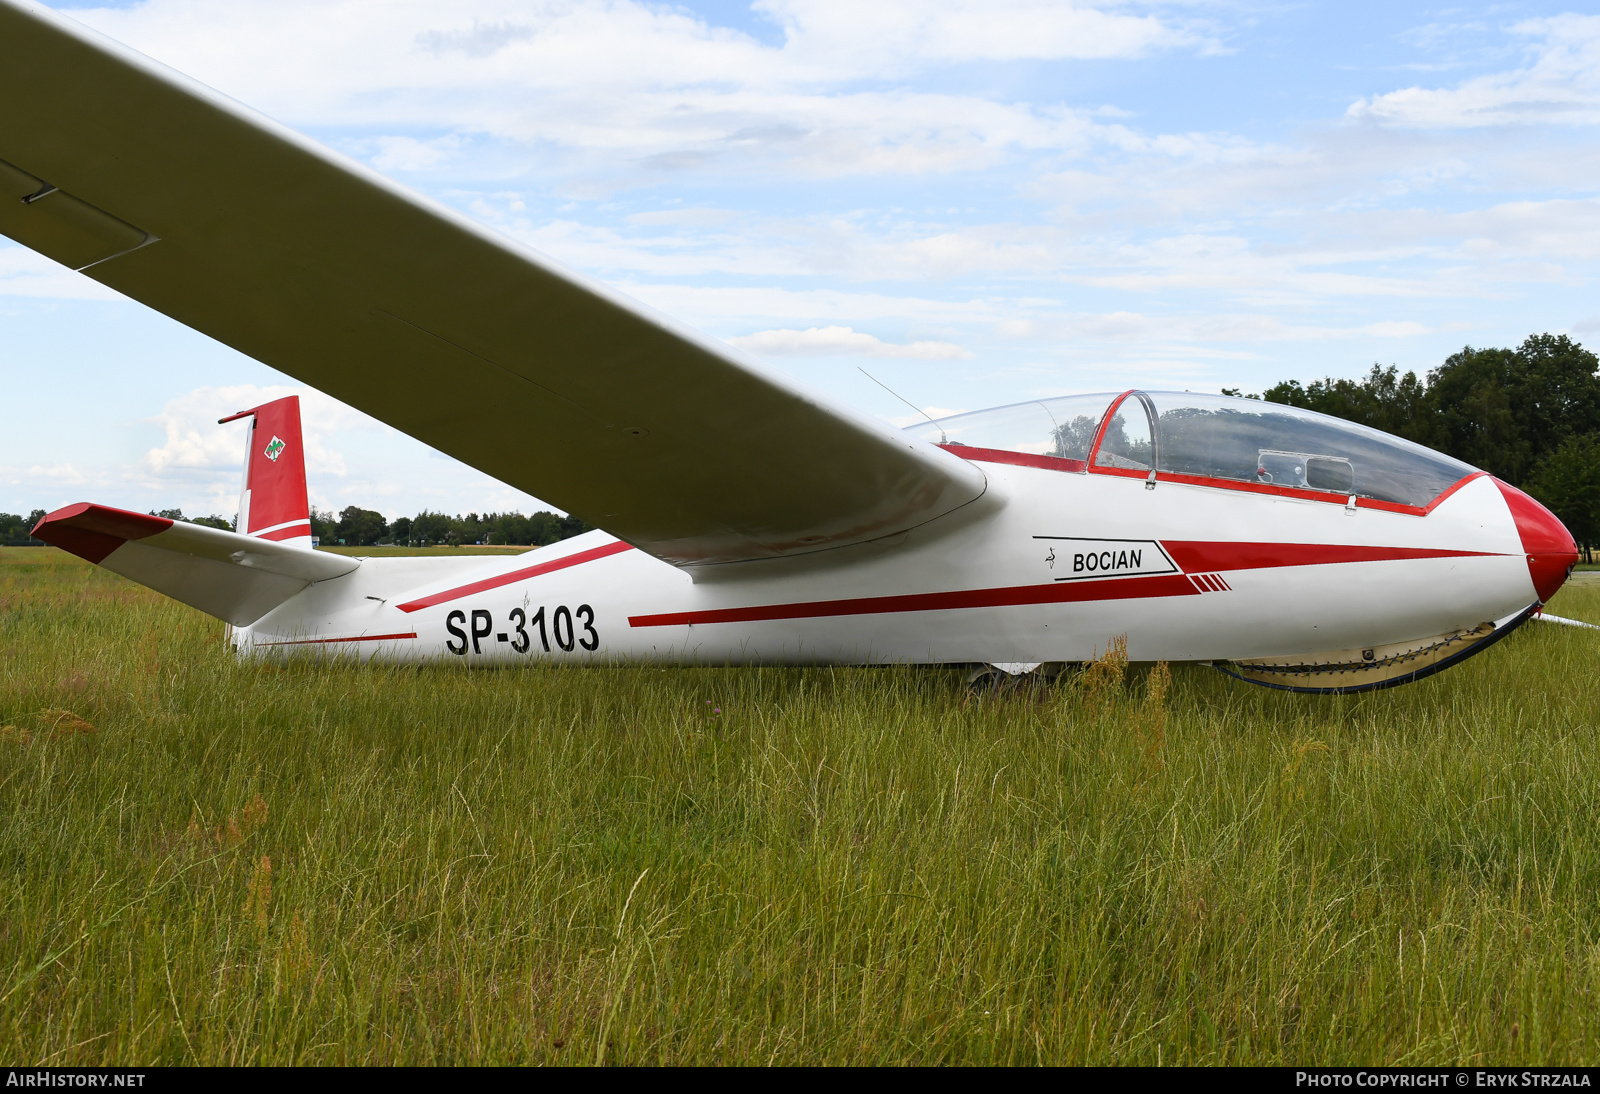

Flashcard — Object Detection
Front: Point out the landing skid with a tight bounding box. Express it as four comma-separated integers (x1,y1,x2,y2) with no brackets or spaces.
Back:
1213,603,1539,695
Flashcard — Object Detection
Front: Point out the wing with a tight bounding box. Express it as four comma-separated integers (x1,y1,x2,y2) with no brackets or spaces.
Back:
32,504,358,626
0,0,986,566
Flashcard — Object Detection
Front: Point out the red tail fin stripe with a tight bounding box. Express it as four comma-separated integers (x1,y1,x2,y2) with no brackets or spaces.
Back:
249,518,312,537
396,541,634,613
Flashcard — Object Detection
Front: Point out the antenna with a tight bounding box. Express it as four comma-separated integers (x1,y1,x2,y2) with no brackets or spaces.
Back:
858,367,945,444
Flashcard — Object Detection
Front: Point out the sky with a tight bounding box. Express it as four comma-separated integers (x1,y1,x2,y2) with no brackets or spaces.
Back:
4,0,1599,522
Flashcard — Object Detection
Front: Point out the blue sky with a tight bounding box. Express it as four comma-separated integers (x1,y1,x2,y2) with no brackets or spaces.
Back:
4,0,1599,521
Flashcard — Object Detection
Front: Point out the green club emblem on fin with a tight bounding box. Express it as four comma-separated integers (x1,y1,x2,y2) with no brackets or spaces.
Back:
264,436,286,462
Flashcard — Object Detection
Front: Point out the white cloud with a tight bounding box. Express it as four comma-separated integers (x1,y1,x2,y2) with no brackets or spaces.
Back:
994,311,1437,346
366,134,463,172
625,208,740,228
0,245,124,300
21,463,93,485
756,0,1207,66
63,0,1187,181
1348,14,1600,128
140,384,379,486
728,325,971,359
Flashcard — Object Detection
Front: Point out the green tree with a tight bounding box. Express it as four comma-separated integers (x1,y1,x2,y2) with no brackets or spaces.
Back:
309,509,338,545
1262,364,1437,449
1426,335,1600,484
1526,435,1600,563
410,511,453,546
149,508,232,531
1258,335,1600,489
336,506,389,547
0,511,45,546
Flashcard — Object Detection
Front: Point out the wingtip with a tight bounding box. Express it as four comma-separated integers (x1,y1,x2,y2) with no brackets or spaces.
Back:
32,503,174,564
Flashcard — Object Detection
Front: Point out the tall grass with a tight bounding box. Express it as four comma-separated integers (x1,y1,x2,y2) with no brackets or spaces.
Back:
2,546,1598,1064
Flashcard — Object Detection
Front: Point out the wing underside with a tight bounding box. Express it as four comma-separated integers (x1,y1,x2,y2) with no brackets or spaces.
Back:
0,0,986,567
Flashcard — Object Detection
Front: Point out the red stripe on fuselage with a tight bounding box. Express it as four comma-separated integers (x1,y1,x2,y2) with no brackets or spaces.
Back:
629,572,1200,628
396,541,633,613
255,632,418,646
629,540,1506,629
1161,541,1498,573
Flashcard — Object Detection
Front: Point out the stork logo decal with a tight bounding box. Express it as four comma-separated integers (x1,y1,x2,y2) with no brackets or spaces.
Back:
1033,536,1178,582
264,436,286,462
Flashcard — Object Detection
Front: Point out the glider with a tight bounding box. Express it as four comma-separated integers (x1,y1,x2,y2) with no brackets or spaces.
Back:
3,0,1579,692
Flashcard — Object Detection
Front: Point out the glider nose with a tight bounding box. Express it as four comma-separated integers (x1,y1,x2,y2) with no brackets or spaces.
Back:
1495,479,1579,602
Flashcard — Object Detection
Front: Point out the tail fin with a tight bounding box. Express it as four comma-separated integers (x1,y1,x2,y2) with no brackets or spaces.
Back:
219,395,312,549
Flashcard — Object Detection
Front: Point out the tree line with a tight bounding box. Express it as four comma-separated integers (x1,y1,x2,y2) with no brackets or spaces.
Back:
2,507,232,546
0,510,45,546
1,506,591,549
1230,333,1600,558
311,507,591,547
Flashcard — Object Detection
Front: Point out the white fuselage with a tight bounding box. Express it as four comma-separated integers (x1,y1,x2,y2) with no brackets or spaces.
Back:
234,456,1538,668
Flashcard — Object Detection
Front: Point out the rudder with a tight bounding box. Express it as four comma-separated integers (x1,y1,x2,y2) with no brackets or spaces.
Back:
220,395,312,549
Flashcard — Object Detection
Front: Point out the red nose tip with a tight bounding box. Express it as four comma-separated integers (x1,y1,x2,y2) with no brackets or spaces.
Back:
1495,479,1579,602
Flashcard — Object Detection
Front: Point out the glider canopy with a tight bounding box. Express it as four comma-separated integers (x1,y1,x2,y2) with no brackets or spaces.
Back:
908,391,1480,510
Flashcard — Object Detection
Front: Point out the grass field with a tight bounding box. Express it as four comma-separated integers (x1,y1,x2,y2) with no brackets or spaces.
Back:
2,545,1599,1065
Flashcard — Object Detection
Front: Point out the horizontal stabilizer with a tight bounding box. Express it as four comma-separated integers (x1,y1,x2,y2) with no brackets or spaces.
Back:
33,503,357,626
